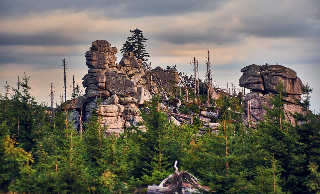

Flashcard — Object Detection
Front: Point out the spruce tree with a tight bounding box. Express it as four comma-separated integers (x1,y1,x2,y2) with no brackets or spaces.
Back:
120,28,150,61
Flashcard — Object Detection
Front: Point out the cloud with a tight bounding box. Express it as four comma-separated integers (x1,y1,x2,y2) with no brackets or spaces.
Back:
0,45,87,56
151,0,320,45
227,0,320,38
0,0,228,19
0,0,319,111
0,33,84,46
153,30,242,45
0,11,120,46
2,0,319,47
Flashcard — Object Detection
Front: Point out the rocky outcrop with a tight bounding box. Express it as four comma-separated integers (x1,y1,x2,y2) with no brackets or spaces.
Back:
80,41,151,134
67,40,180,134
82,40,118,99
240,64,304,126
151,66,180,94
243,92,272,126
240,64,303,103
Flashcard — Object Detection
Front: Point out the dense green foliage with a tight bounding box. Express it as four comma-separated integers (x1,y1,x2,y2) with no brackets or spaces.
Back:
0,76,319,193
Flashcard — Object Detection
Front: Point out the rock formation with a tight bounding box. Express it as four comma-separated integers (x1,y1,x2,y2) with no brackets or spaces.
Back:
67,40,180,134
151,66,180,94
239,64,304,126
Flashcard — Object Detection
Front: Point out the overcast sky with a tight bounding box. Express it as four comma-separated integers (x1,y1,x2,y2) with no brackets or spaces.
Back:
0,0,319,112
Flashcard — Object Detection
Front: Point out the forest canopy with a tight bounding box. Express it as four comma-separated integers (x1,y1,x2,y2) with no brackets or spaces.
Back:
0,73,319,193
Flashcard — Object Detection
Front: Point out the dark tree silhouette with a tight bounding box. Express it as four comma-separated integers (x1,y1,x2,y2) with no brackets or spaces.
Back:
120,28,150,61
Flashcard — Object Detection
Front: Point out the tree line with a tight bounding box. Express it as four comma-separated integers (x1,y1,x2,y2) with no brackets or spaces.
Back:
0,72,319,193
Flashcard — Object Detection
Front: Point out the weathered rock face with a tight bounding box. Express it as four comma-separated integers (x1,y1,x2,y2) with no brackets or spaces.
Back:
240,64,303,103
243,92,272,126
72,40,180,134
151,66,180,94
82,40,118,99
80,41,149,134
240,64,304,127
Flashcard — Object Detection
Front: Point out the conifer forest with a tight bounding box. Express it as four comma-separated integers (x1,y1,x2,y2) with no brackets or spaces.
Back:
0,61,319,193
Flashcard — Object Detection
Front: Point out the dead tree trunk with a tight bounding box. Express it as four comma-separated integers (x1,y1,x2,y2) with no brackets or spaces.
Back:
50,83,55,121
206,50,211,104
197,60,200,108
224,119,229,176
80,107,83,139
62,58,67,102
191,57,197,96
72,75,75,99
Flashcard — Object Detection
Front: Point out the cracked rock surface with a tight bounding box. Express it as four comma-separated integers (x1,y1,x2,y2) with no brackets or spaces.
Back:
240,64,304,127
67,40,180,134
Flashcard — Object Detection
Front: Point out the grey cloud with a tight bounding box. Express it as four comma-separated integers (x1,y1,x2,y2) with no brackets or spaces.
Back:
153,31,243,45
112,0,228,18
152,1,320,45
0,0,228,19
0,54,61,67
286,54,320,65
2,0,319,47
239,15,320,38
0,51,86,70
231,0,320,39
0,33,87,46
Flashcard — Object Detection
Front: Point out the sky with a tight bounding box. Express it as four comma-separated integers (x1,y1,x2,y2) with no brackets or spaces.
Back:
0,0,319,112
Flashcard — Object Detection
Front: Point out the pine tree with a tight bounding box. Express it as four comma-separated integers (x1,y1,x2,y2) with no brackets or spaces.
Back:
256,83,308,193
120,28,150,61
131,95,174,185
304,162,320,193
0,133,34,192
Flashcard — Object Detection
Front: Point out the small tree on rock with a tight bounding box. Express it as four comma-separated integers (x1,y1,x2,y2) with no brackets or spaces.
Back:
120,28,150,61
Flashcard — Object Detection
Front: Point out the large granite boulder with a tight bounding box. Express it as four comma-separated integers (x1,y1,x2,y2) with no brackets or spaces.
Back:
239,64,264,91
240,64,303,103
240,64,304,127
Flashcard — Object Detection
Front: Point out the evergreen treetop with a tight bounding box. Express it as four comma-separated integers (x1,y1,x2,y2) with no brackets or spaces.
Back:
120,28,150,61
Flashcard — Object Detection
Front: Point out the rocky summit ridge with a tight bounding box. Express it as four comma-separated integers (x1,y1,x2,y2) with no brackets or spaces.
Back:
66,40,179,134
65,41,306,133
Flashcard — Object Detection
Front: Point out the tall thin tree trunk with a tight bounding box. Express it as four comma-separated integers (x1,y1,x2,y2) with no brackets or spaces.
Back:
186,88,189,102
55,158,58,174
70,127,73,168
224,120,229,176
80,107,83,139
62,58,67,102
112,137,115,165
17,118,19,138
191,57,197,100
72,75,75,99
98,93,101,148
261,172,264,193
159,133,162,172
197,60,200,108
273,155,276,193
206,50,211,104
279,91,283,130
248,100,251,128
65,109,68,137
